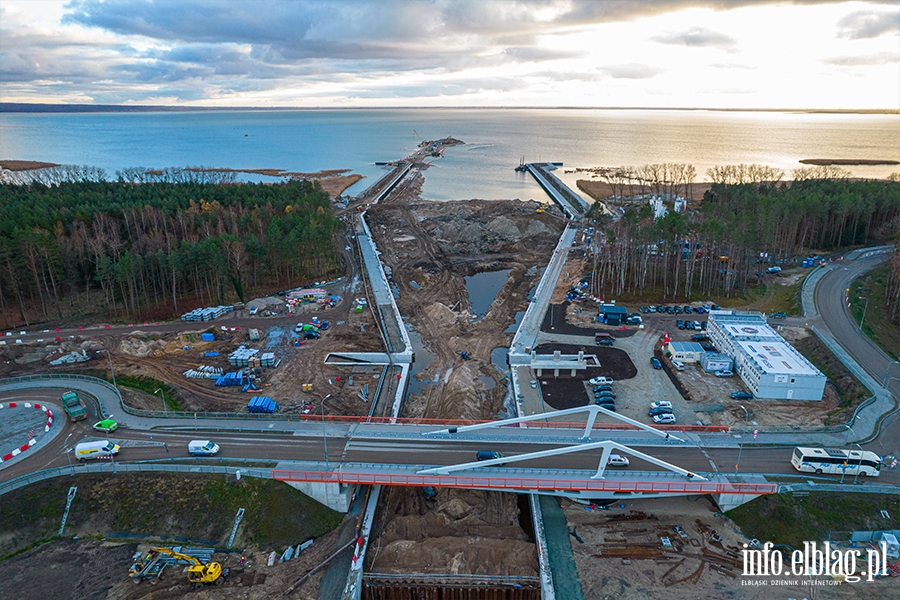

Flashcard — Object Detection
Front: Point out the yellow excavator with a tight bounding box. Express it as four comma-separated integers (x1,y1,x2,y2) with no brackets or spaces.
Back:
536,202,550,214
129,546,229,587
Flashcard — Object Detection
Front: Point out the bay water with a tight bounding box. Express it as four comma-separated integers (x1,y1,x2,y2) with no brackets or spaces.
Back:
1,108,897,200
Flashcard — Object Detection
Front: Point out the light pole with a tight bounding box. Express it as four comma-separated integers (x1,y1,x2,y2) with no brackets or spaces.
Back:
99,349,117,390
739,405,749,422
320,394,332,470
154,388,167,414
853,443,864,484
64,433,74,476
882,360,899,388
859,296,869,329
735,442,743,474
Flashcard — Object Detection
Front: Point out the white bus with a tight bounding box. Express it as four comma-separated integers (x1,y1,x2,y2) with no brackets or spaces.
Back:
791,447,882,477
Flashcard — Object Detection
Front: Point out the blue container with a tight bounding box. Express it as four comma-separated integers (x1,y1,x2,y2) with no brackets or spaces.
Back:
201,333,215,341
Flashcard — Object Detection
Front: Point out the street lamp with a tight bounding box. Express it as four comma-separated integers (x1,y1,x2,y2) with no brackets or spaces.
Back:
739,405,749,422
321,394,332,470
882,360,899,388
99,349,117,390
853,443,864,484
154,388,167,414
859,296,869,329
64,433,74,476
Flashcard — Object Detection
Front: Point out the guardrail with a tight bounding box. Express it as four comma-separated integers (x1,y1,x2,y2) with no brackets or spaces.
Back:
777,482,900,495
0,462,273,497
0,373,117,416
272,469,777,495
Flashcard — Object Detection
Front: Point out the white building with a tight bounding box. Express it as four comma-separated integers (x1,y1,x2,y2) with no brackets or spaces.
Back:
707,311,826,400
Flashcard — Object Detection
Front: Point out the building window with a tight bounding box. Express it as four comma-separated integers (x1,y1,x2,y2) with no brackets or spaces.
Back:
790,378,795,384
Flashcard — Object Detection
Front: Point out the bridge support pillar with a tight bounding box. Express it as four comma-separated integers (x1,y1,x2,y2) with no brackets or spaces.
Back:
284,481,353,513
715,492,762,512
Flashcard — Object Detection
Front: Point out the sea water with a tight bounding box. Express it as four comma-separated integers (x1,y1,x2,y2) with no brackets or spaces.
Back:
1,108,897,200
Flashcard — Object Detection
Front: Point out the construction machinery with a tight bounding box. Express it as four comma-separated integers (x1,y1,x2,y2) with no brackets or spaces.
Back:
535,202,550,214
129,547,229,587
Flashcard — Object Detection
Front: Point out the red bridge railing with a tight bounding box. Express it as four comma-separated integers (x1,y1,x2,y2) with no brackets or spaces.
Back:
272,470,775,495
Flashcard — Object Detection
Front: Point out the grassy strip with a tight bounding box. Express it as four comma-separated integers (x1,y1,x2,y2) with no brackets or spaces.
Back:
728,493,900,550
112,374,181,411
850,266,900,362
792,335,869,425
0,473,342,560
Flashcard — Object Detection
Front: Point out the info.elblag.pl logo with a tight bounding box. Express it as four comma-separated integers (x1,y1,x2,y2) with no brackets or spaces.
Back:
742,541,890,583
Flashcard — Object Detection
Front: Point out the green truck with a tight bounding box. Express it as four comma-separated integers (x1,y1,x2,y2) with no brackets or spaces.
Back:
61,391,87,422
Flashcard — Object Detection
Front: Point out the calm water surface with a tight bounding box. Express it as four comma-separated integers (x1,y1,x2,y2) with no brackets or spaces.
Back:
1,109,897,199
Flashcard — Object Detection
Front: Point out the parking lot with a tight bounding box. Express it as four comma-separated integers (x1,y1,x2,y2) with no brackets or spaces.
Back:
522,301,842,428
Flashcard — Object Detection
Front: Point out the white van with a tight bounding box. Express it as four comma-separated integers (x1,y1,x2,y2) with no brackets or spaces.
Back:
672,360,685,371
74,441,120,461
188,440,220,456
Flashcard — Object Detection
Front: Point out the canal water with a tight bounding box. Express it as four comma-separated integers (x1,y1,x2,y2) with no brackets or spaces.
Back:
464,269,512,322
404,323,435,396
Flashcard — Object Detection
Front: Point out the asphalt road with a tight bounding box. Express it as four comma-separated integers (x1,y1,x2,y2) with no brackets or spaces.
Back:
814,253,900,460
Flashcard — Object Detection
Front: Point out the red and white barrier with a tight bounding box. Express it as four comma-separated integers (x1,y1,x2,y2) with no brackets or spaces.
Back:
0,401,54,463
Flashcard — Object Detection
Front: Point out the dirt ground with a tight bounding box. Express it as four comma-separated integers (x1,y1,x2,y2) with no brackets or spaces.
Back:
561,495,896,600
0,532,346,600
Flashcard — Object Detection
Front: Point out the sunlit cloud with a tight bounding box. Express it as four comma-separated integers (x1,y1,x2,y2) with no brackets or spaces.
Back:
836,8,900,39
0,0,897,109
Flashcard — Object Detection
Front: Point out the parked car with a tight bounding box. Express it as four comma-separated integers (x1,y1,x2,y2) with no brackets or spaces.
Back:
650,400,673,410
672,360,685,371
648,407,674,417
648,305,657,313
656,305,666,313
595,391,617,399
650,357,662,370
596,338,615,346
666,306,676,314
676,320,685,329
653,413,677,424
730,391,753,399
766,266,782,274
530,380,538,389
684,321,694,330
769,311,786,319
694,306,706,314
593,384,613,392
626,316,642,325
683,305,693,313
700,343,715,352
711,304,721,311
692,321,701,330
589,376,614,385
715,370,734,378
701,321,708,330
607,454,630,467
595,401,616,411
320,320,330,330
640,306,650,313
93,419,118,432
303,331,320,339
674,306,683,314
691,333,709,341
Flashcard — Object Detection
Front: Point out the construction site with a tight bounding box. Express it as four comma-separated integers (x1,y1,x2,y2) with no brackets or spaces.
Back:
1,138,895,600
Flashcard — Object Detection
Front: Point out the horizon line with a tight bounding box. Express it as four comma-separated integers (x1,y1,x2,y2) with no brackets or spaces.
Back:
1,102,898,115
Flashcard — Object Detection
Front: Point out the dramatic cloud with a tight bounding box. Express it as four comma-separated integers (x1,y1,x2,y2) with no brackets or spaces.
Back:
1,0,898,108
652,27,737,50
836,8,900,39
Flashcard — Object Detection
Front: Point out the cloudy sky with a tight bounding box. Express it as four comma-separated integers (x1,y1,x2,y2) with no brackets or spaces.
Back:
1,0,898,109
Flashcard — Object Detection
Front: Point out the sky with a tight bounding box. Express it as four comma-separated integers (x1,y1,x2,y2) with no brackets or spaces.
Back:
1,0,898,109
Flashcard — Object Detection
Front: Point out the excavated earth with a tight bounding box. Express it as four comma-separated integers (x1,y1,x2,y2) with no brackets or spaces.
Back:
361,165,565,578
